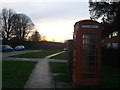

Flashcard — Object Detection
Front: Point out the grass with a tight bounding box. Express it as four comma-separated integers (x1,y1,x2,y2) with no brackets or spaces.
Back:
49,62,68,73
50,62,119,88
49,52,119,88
50,51,68,60
101,66,119,88
10,50,61,58
50,62,72,85
2,61,37,88
53,74,71,82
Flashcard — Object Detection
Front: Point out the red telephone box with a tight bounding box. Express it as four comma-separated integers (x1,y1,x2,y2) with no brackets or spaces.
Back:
73,19,102,86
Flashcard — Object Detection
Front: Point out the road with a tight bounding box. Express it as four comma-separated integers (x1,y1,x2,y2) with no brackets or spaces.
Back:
2,50,42,58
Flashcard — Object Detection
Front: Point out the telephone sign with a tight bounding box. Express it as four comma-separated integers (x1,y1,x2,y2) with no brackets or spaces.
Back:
81,25,99,28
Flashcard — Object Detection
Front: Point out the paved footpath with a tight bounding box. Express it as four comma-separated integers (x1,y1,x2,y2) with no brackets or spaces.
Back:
2,50,65,88
24,51,65,88
24,58,54,88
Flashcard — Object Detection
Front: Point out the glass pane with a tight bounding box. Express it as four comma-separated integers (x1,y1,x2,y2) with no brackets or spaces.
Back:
89,62,96,66
83,61,97,73
82,39,96,44
83,50,96,55
84,63,90,72
85,56,96,61
83,44,96,50
83,33,96,39
83,74,96,78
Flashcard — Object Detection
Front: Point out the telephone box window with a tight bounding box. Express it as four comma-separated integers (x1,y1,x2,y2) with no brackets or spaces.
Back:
83,73,96,78
83,33,96,39
83,44,96,50
83,66,97,73
83,50,96,55
82,39,96,44
85,56,96,61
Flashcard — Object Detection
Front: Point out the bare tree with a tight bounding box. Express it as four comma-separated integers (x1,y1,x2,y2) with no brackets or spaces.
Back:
0,8,35,41
28,30,41,41
0,8,16,40
11,14,35,40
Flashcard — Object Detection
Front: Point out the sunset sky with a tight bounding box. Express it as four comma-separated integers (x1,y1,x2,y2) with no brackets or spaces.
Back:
0,0,90,42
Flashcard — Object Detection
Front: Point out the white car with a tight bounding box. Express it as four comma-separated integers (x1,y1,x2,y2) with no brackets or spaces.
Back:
15,45,25,51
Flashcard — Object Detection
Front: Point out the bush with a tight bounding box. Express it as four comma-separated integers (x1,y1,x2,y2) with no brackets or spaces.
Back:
101,47,119,68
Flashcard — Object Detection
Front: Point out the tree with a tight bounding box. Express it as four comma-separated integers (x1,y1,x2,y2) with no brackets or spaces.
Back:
89,1,120,23
89,1,120,37
0,8,16,40
29,30,41,41
0,8,35,41
40,35,47,41
11,13,35,41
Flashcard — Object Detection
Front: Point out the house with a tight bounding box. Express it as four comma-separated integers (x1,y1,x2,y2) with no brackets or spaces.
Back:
102,31,120,49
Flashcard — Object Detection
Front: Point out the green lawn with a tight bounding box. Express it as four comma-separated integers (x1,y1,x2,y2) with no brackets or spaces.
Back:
101,66,119,88
49,62,68,73
50,51,68,60
10,50,61,58
2,61,37,88
53,74,71,82
50,62,119,88
49,62,71,83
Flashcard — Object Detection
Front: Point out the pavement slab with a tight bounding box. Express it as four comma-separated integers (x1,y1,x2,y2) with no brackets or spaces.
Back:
45,51,65,59
24,58,54,88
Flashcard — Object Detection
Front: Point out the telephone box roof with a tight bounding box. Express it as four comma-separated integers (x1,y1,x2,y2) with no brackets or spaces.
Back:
74,19,101,27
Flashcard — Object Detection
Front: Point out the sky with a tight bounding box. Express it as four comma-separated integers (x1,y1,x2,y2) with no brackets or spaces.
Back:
0,0,90,42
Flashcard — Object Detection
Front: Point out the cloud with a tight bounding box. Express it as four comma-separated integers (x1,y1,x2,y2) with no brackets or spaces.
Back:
1,2,90,21
0,0,88,3
34,17,87,42
32,2,90,20
0,2,90,42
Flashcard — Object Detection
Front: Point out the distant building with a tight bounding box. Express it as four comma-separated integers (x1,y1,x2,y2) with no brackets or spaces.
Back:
102,31,120,49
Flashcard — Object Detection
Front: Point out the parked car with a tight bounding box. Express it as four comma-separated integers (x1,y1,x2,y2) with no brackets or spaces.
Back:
15,45,25,51
63,48,68,51
0,45,13,52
